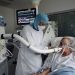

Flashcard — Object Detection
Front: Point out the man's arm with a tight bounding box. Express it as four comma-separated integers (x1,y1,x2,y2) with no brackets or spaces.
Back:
48,46,56,49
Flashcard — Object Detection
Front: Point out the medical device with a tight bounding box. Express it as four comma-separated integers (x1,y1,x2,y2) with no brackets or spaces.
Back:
16,8,36,25
1,34,62,53
0,16,8,75
0,16,7,63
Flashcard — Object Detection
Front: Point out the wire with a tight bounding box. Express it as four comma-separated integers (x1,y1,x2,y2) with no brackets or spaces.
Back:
5,48,13,57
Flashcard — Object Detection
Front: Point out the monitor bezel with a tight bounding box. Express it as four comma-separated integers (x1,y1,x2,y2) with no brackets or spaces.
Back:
16,8,36,25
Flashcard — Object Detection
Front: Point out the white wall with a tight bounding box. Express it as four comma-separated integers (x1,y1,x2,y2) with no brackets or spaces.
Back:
15,0,75,15
15,0,75,27
39,0,75,13
0,6,15,33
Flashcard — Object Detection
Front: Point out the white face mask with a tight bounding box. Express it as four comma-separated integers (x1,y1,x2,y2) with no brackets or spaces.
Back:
38,26,46,30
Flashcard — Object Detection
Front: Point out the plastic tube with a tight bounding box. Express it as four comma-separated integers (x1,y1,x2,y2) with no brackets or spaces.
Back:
5,48,13,57
3,34,62,53
67,46,75,52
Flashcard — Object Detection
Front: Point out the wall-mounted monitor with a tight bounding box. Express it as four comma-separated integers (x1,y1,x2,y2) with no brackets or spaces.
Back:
16,8,36,25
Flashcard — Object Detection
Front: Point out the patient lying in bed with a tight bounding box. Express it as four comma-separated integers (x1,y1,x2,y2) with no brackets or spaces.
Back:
33,37,75,75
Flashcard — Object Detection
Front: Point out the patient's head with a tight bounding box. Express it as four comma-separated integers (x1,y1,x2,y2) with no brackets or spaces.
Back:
59,37,71,56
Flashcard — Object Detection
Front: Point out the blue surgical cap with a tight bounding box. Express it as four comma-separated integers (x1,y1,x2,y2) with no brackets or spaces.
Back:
33,13,49,31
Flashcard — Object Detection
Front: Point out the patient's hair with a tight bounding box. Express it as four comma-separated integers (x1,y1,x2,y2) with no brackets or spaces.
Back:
61,37,71,42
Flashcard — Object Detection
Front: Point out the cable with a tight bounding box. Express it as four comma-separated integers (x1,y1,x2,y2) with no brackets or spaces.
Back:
5,48,13,57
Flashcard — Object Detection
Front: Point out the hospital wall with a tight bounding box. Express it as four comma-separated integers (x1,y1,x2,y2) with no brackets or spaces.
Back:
39,0,75,13
0,6,15,33
15,0,75,14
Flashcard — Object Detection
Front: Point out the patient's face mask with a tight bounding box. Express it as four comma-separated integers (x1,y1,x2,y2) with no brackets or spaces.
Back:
59,39,70,47
59,38,71,53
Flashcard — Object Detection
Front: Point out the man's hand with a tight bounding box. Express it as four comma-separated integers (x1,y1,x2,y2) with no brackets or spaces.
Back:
48,46,56,49
35,53,40,55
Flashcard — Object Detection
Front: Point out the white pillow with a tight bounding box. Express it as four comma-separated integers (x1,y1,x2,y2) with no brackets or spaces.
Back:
51,37,63,46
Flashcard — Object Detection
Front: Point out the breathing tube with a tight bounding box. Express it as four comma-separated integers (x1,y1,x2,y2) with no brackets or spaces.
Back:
1,34,62,54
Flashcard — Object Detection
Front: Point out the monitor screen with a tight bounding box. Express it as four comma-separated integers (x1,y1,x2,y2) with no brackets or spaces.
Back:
16,8,36,25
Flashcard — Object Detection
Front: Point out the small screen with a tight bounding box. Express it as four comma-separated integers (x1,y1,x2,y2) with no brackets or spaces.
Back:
16,8,36,25
0,16,5,25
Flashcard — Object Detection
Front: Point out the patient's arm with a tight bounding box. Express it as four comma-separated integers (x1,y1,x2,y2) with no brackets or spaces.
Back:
33,67,51,75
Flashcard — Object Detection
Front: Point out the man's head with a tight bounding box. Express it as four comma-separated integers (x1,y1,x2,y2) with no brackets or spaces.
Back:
59,37,71,56
33,13,49,31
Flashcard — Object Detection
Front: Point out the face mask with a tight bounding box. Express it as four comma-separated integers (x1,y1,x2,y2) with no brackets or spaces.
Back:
38,26,46,30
